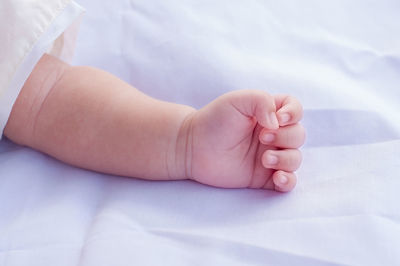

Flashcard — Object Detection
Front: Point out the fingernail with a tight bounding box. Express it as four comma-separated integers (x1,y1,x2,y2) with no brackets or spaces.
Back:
262,133,275,143
279,113,290,124
278,175,288,185
267,112,279,129
266,154,278,165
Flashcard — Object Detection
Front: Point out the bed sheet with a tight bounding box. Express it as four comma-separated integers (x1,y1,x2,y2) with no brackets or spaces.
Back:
1,0,400,265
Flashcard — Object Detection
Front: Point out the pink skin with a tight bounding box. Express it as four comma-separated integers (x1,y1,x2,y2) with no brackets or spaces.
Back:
188,91,305,192
4,54,305,192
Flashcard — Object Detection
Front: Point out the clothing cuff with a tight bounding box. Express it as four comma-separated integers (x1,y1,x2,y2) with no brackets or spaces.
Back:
0,1,85,137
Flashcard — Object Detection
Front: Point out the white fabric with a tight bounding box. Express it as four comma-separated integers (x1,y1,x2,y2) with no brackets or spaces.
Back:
0,0,84,135
1,0,400,265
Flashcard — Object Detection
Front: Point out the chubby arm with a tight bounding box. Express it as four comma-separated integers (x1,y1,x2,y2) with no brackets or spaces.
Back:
4,54,304,191
4,54,195,180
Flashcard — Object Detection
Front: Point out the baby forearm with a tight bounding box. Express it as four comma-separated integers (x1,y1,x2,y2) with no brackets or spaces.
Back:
5,55,195,180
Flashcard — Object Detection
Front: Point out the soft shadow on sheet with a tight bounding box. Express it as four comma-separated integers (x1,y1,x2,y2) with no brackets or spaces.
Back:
302,109,400,147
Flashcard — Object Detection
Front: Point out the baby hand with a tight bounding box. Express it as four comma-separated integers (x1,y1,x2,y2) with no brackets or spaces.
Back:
186,90,305,192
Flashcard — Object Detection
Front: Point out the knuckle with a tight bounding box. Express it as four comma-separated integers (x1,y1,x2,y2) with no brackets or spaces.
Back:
284,149,302,171
280,124,306,148
298,125,306,146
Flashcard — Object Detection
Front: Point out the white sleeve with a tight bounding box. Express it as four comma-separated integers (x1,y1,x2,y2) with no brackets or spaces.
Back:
0,0,84,136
